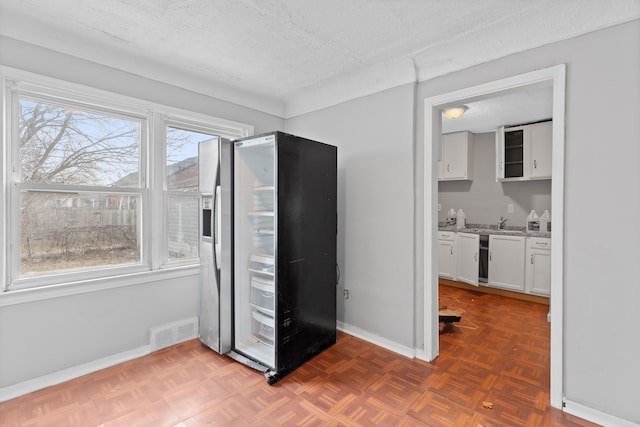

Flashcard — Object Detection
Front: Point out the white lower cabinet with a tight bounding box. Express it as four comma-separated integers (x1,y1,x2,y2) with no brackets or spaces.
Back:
488,235,526,291
437,231,458,280
438,231,550,297
457,232,479,286
526,237,551,295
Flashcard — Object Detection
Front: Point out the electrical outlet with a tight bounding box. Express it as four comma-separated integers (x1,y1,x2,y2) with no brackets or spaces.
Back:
343,289,349,299
508,204,514,213
438,203,442,212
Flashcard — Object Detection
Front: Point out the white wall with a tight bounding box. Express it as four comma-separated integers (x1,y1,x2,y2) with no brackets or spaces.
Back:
415,20,640,423
285,84,416,349
0,36,283,392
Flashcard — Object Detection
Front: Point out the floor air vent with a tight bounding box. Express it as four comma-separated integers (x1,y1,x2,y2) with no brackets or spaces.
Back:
149,317,198,352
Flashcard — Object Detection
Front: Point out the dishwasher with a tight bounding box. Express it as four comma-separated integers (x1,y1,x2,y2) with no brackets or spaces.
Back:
479,234,489,283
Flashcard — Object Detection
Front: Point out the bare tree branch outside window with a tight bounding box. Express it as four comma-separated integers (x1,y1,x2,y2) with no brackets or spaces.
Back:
20,99,140,186
18,97,142,275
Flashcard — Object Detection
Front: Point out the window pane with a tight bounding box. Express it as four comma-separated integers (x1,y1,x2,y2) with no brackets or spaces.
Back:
19,98,141,187
20,191,141,276
166,127,217,191
167,196,199,260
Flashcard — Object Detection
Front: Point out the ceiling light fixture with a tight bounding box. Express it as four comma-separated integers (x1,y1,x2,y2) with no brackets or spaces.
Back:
443,106,468,119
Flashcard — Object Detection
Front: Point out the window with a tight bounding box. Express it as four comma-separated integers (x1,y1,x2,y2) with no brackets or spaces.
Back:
165,125,215,261
3,74,253,292
13,95,145,281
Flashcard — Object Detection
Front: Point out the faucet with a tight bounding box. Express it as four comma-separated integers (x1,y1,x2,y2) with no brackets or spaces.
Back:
498,217,508,229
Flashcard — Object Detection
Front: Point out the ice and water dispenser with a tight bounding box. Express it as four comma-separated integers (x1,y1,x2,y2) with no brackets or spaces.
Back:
202,196,213,239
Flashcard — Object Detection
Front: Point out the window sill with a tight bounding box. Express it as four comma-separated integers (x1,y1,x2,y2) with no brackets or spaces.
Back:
0,265,200,307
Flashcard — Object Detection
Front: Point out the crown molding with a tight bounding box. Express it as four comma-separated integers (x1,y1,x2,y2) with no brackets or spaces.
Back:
281,58,418,118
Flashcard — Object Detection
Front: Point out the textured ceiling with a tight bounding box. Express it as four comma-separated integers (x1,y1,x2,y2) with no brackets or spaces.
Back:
441,85,554,134
1,0,639,117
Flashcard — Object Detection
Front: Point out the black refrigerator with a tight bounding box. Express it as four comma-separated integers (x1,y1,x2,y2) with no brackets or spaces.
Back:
200,131,337,384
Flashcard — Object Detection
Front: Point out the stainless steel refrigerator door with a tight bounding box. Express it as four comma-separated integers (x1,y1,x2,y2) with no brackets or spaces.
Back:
218,139,232,354
198,137,232,354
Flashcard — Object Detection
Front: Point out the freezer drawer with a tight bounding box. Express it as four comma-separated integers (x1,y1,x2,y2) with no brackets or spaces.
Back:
252,233,275,255
250,276,275,315
252,186,275,211
251,309,275,347
248,254,275,275
248,212,274,232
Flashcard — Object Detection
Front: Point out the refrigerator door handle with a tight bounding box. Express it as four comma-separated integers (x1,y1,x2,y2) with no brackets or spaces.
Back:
214,184,222,270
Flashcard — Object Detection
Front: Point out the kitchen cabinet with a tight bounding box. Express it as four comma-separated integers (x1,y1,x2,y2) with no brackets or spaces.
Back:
526,237,551,295
457,232,479,286
495,120,552,181
437,230,551,297
439,131,474,181
488,234,525,291
529,121,552,179
437,231,457,280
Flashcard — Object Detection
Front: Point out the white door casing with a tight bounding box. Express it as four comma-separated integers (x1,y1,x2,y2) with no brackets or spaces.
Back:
421,64,565,409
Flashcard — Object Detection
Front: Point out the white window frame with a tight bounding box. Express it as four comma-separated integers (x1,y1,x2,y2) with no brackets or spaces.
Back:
6,82,151,291
158,116,250,268
1,67,254,298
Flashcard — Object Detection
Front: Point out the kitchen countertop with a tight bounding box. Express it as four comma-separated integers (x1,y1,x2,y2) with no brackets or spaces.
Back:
438,223,551,238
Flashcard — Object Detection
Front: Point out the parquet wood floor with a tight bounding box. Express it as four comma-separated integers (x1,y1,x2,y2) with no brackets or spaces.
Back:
0,285,599,426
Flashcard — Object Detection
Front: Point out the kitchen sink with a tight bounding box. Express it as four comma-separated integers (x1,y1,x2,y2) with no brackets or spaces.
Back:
491,229,527,235
462,227,527,236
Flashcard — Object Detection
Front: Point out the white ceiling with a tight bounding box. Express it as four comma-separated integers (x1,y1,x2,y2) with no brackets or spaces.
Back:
441,84,554,134
0,0,639,119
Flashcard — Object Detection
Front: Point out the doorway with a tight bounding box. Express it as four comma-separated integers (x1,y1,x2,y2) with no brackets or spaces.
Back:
421,65,566,409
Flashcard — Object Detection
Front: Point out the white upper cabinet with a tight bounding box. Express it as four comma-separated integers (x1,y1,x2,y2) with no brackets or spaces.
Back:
529,121,552,179
496,120,552,181
440,131,474,181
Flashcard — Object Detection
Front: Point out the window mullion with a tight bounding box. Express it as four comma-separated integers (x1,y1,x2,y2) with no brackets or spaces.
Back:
149,112,165,269
5,88,20,288
8,179,21,287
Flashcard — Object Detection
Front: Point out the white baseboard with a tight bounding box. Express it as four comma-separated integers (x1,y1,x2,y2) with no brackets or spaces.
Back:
564,399,639,427
414,348,436,362
337,321,415,359
0,345,150,403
